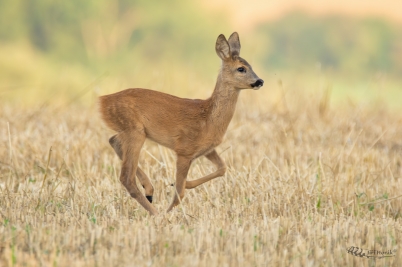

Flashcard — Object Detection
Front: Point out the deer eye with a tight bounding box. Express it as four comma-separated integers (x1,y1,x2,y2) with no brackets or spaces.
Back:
237,67,245,73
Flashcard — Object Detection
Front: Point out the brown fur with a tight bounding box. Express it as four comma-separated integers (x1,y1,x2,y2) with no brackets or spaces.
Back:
99,32,263,215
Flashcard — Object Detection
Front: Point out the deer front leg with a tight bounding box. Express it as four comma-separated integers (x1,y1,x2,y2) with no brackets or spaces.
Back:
185,149,226,189
119,130,158,215
167,156,192,212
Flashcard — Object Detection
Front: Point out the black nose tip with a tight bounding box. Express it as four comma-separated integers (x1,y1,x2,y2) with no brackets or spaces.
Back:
255,79,264,87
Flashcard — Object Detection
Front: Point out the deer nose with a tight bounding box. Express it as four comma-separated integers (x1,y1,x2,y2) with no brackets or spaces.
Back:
251,79,264,88
256,79,264,86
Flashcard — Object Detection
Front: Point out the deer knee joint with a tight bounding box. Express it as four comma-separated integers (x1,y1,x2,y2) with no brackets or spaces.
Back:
130,191,138,198
217,165,227,176
174,190,185,201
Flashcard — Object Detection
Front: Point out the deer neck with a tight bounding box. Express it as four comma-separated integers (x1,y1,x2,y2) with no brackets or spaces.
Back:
207,73,240,133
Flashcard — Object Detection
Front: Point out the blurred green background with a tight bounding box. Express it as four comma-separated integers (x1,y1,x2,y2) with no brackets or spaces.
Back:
0,0,401,108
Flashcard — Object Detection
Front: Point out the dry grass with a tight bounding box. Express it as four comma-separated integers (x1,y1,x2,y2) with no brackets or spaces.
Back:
0,86,401,267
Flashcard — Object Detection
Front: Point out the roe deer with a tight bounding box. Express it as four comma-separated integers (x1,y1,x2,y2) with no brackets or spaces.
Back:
99,32,263,215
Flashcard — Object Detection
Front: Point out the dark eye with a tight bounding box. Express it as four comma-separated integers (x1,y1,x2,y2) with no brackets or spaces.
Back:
237,67,245,73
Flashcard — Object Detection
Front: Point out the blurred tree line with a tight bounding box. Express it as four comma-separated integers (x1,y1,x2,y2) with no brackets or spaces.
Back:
0,1,401,78
258,13,402,76
0,0,225,68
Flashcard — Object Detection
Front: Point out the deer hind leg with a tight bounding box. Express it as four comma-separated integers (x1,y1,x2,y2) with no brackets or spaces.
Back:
136,168,154,203
110,134,154,203
185,149,226,189
167,156,192,212
109,134,123,160
119,130,158,215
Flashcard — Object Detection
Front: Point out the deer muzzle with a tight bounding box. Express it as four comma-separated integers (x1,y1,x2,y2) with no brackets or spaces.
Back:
251,79,264,90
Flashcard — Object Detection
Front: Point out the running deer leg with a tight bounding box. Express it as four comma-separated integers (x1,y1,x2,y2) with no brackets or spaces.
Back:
136,168,154,203
185,149,227,189
119,130,158,215
167,156,192,212
109,135,123,160
110,134,155,203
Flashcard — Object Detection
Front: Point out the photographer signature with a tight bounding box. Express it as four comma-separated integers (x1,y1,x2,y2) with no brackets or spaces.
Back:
347,246,396,259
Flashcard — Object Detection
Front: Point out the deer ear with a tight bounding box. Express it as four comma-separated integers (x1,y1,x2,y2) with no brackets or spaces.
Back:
228,32,241,58
215,34,231,60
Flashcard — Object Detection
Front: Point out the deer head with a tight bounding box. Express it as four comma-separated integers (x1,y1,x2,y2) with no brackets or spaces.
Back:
215,32,264,90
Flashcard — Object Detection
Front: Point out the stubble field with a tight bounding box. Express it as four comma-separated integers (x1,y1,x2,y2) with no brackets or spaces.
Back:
0,85,401,266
